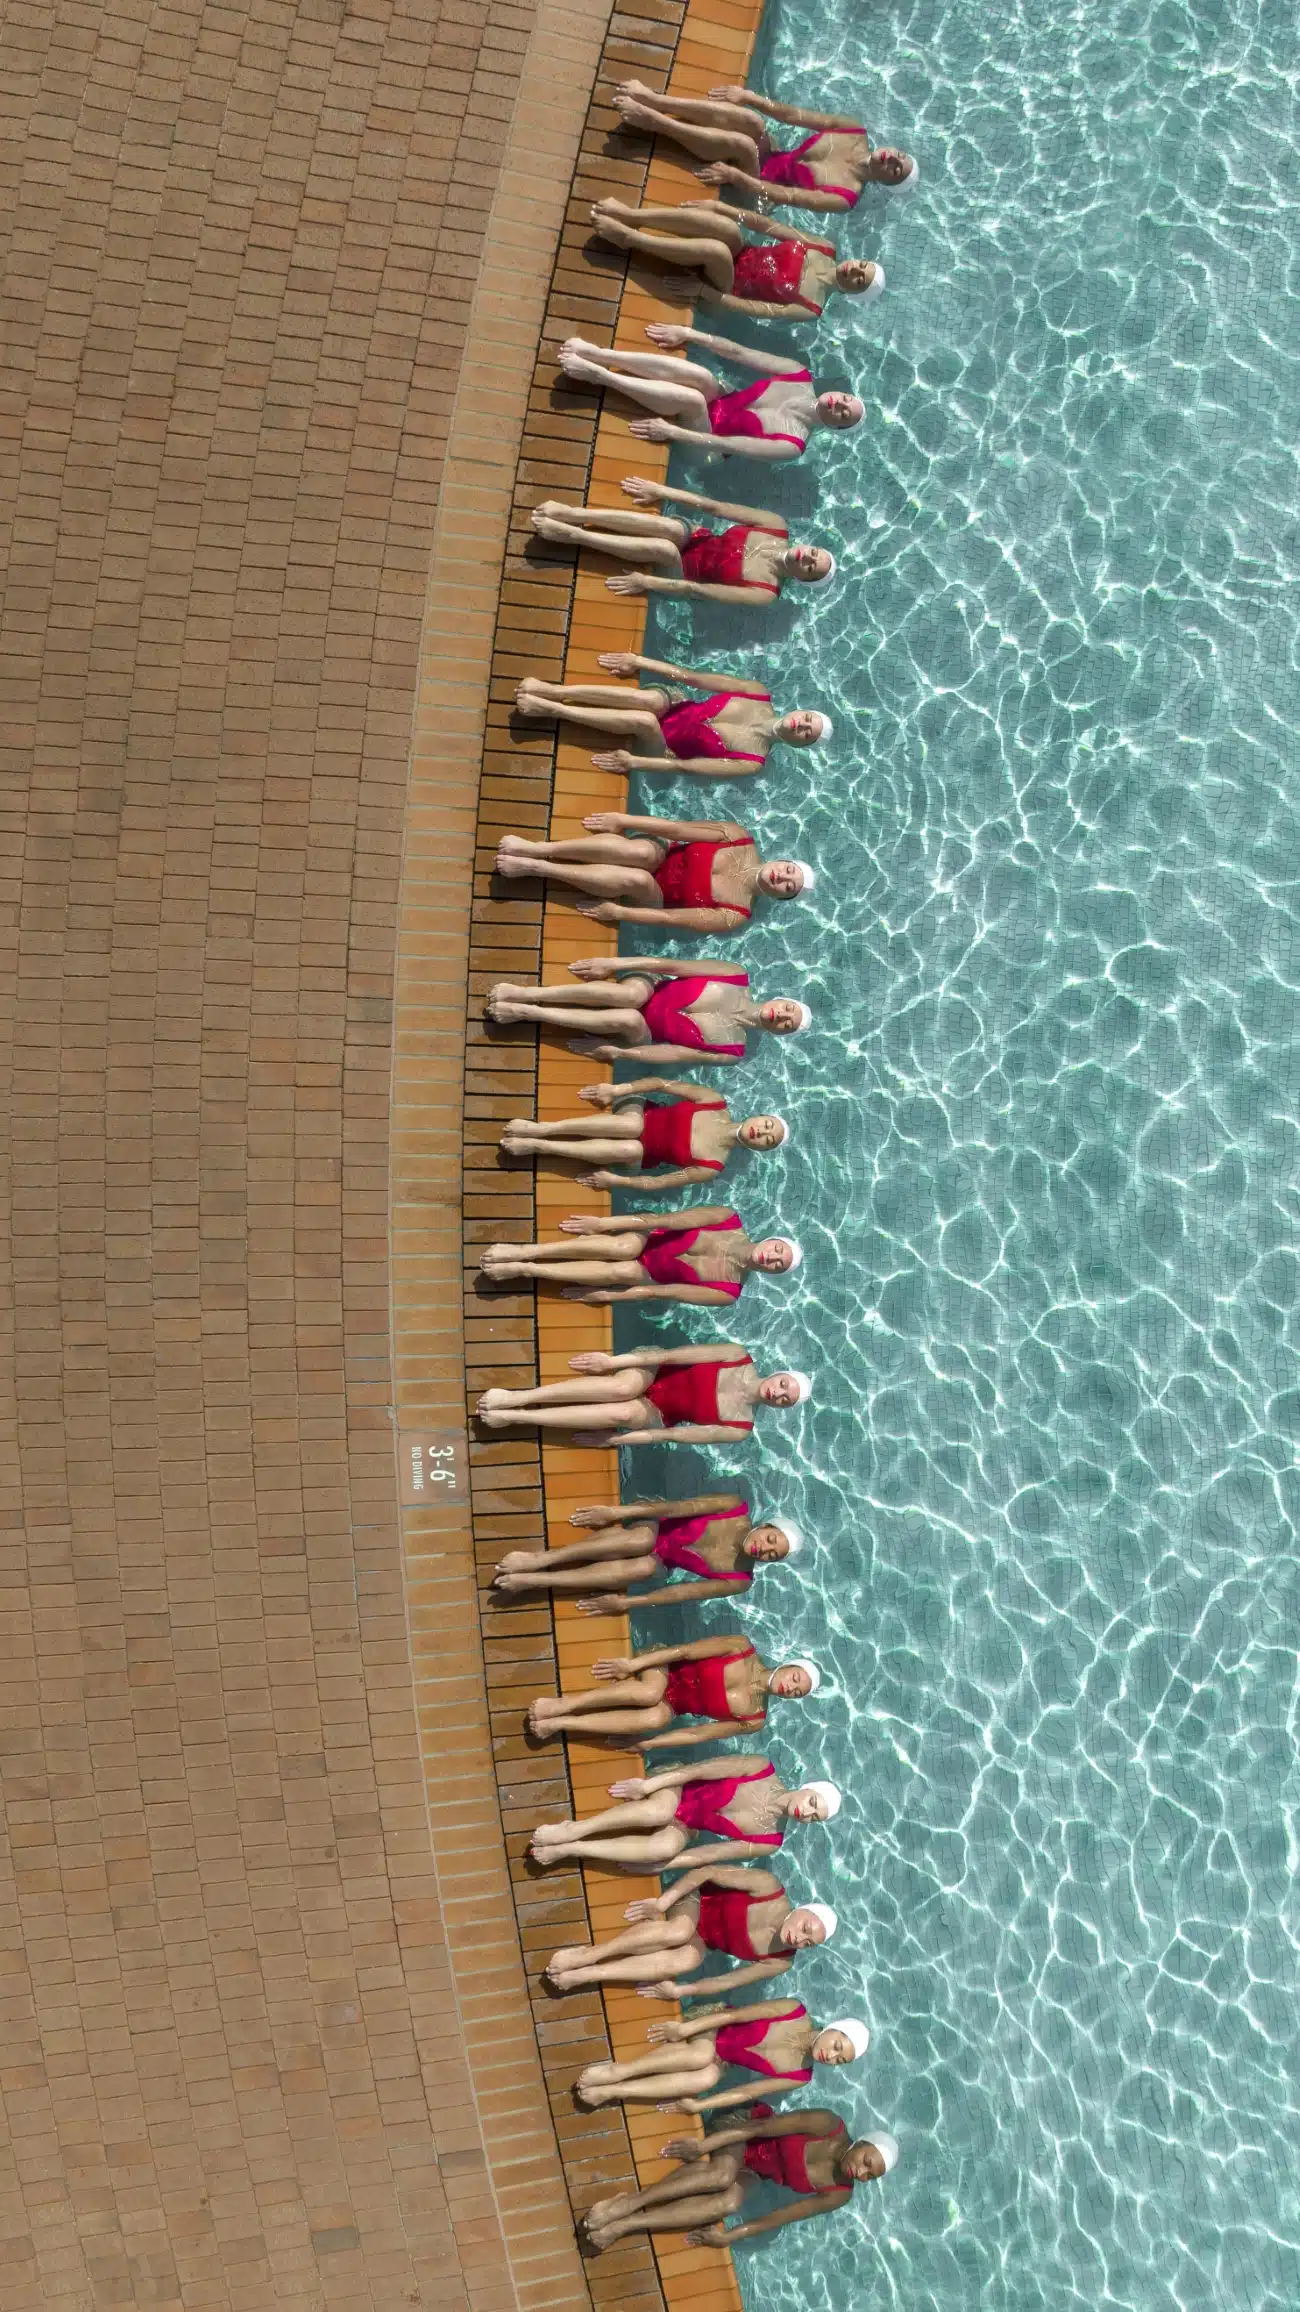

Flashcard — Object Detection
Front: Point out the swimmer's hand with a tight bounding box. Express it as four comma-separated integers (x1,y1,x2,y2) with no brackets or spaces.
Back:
568,1350,617,1373
592,750,637,771
645,323,692,350
576,1591,626,1614
620,477,664,506
578,1082,618,1107
607,571,651,592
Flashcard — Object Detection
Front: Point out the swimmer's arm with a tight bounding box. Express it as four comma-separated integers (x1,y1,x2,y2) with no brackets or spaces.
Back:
709,294,803,319
591,1163,715,1187
620,1204,735,1227
706,2109,842,2148
710,166,851,212
720,2190,852,2243
663,1753,768,1785
727,204,829,247
633,1576,751,1605
573,1283,736,1304
591,906,739,934
698,1956,791,1993
661,759,762,777
657,1862,783,1905
613,1074,714,1097
629,1634,745,1670
685,2081,792,2114
635,656,768,698
606,1420,748,1443
621,572,774,604
617,1491,745,1517
673,1840,776,1866
677,330,808,380
630,483,771,527
639,1717,748,1750
589,1044,741,1065
743,96,864,133
609,815,738,840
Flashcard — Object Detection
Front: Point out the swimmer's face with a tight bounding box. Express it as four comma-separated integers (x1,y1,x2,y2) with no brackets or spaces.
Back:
836,259,876,294
738,1114,786,1151
769,1662,813,1699
777,709,824,746
759,999,804,1034
752,1235,795,1273
758,859,806,901
789,1786,831,1823
846,2140,888,2182
870,147,912,184
759,1371,801,1407
813,2027,856,2064
744,1522,790,1561
788,543,832,583
782,1905,828,1949
818,391,864,429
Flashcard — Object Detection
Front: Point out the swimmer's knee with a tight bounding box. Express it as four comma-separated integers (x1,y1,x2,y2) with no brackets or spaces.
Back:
721,2183,745,2215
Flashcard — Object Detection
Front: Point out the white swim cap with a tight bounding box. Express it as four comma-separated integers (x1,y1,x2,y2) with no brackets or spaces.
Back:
813,712,833,744
825,2017,870,2059
785,1369,814,1402
865,2128,901,2173
767,1517,803,1555
772,1238,803,1270
807,551,836,586
765,1112,791,1144
863,262,886,302
785,1656,821,1694
792,861,816,896
801,1900,838,1940
800,1779,841,1819
788,1002,813,1032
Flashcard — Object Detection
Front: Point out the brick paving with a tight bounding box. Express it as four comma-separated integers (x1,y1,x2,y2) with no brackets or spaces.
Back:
0,1,576,2306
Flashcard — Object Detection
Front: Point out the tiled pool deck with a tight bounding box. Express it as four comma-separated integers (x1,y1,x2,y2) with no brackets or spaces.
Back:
0,0,759,2305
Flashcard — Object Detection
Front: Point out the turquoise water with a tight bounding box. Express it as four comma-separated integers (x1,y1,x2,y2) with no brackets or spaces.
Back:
614,0,1300,2303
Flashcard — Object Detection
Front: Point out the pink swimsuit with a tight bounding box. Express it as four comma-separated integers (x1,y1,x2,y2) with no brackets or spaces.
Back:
732,239,823,314
675,1761,783,1847
715,2002,813,2081
679,523,784,594
641,970,749,1058
664,1642,763,1725
638,1097,729,1174
658,691,769,764
652,836,754,920
653,1502,751,1579
742,2114,850,2193
640,1212,746,1299
760,129,863,208
706,370,813,451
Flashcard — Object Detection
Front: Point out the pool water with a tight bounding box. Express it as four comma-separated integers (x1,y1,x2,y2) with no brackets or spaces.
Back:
614,0,1300,2304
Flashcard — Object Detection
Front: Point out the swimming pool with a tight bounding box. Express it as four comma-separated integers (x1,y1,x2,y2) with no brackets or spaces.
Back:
617,0,1300,2304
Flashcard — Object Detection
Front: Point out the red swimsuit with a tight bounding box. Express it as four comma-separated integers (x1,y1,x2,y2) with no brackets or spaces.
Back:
653,1502,751,1579
675,1761,782,1847
733,239,823,314
663,1641,763,1724
658,691,769,764
706,370,813,450
645,1354,754,1432
715,2002,813,2081
742,2114,850,2191
652,836,755,921
641,970,749,1057
760,128,863,208
640,1212,746,1299
638,1098,728,1174
680,523,785,594
697,1884,777,1960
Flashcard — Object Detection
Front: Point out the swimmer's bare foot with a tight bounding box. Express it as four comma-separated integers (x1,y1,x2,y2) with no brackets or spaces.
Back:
514,681,552,714
615,99,661,133
532,514,572,542
486,983,530,1019
488,997,529,1023
615,79,656,102
592,196,632,217
495,850,538,880
593,214,633,248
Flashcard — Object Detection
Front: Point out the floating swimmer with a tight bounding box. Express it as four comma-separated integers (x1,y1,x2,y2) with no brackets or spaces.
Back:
516,640,830,775
581,2106,897,2254
479,1204,799,1305
575,1998,867,2114
557,327,862,461
494,811,815,933
544,1859,837,1997
612,78,915,211
498,1085,787,1189
475,1342,812,1446
526,1636,822,1745
591,196,882,319
485,956,811,1066
492,1491,801,1608
529,475,833,604
529,1754,839,1871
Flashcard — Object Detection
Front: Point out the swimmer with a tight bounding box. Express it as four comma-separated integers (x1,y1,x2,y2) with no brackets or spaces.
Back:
529,1754,839,1871
526,1636,822,1745
591,196,882,319
515,645,830,775
529,476,833,605
573,1998,867,2113
485,955,812,1066
580,2107,897,2253
611,79,914,211
498,1084,787,1188
479,1205,799,1305
557,326,863,461
492,1491,800,1609
494,812,815,933
544,1859,836,1997
475,1342,813,1447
